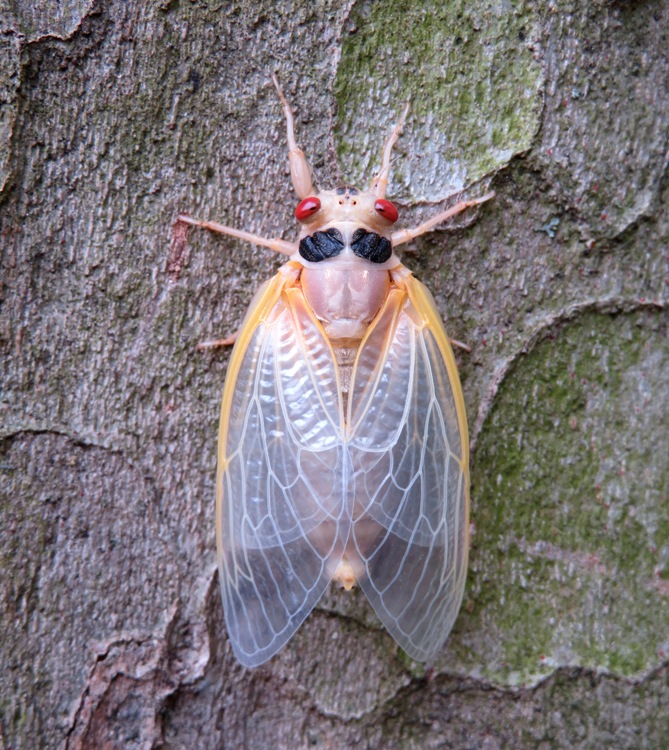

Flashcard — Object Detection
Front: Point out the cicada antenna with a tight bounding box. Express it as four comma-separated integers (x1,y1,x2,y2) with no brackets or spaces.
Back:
371,101,410,199
272,74,316,199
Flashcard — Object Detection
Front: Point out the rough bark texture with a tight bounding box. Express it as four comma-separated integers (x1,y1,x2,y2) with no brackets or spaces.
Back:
1,1,668,748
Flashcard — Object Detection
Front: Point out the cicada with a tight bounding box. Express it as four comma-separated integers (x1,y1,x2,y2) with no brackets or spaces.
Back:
179,77,493,668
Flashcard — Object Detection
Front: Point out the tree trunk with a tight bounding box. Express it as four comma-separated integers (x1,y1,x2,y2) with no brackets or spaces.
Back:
1,1,668,747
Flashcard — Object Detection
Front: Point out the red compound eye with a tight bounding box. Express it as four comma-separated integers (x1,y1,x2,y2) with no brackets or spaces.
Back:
295,197,321,222
374,199,399,224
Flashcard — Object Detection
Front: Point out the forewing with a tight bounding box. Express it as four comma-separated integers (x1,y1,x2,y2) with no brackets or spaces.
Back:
347,274,469,663
217,274,349,668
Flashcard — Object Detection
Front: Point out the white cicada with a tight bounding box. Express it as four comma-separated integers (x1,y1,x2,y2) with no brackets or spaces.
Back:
180,76,493,668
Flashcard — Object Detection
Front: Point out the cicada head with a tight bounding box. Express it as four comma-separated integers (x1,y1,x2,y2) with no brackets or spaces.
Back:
294,186,400,238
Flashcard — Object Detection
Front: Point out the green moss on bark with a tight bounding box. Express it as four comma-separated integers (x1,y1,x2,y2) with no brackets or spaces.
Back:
458,308,669,683
334,0,543,201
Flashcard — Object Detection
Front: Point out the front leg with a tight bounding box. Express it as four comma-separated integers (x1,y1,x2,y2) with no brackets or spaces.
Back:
391,192,495,248
177,214,296,256
197,332,238,350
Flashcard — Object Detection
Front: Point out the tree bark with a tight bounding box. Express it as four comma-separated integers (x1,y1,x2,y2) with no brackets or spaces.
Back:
1,1,668,748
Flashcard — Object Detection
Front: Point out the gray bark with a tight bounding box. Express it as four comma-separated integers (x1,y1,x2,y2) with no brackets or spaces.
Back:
1,0,668,748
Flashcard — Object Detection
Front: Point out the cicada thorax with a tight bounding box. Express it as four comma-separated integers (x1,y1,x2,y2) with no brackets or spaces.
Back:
294,185,401,389
300,258,392,342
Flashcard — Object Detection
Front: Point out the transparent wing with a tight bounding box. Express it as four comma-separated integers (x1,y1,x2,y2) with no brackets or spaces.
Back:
346,273,470,663
217,272,349,668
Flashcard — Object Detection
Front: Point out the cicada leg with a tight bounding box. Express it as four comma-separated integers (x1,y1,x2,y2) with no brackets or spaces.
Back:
196,332,239,349
391,192,495,248
177,214,296,256
449,337,471,353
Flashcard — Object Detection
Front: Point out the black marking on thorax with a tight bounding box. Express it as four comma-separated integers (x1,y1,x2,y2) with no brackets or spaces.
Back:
299,228,344,262
350,229,392,263
299,227,392,264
